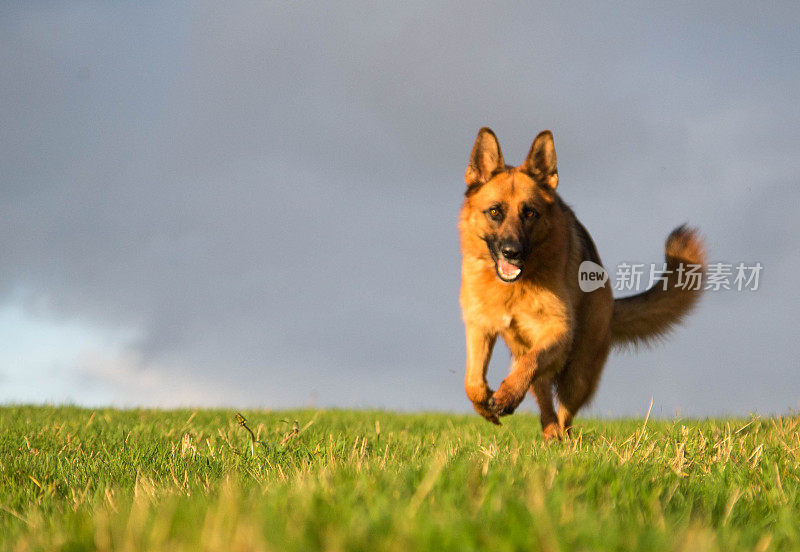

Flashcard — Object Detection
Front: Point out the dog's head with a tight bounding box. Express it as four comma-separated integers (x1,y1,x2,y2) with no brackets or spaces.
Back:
463,128,560,283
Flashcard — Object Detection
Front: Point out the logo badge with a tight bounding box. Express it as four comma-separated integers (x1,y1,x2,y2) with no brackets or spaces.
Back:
578,261,609,292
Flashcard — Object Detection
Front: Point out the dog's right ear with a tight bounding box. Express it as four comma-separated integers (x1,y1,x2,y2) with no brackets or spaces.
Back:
465,127,505,193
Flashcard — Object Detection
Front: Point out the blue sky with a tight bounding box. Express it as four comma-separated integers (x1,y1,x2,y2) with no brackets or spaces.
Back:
1,3,798,416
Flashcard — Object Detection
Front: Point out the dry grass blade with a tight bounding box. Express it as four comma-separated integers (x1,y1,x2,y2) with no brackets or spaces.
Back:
280,421,300,445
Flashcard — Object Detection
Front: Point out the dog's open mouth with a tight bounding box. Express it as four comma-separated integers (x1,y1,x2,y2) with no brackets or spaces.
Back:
495,258,523,282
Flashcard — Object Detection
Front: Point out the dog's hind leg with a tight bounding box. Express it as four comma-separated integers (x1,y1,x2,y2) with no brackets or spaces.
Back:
531,378,561,442
554,343,610,437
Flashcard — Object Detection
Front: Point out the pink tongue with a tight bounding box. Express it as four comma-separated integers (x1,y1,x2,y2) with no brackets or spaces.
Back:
497,259,519,276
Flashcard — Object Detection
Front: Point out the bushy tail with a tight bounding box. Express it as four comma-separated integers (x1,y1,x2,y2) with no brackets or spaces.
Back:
611,225,706,348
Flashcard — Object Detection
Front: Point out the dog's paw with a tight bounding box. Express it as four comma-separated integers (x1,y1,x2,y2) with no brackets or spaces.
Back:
541,423,563,443
472,397,501,425
491,383,526,417
466,383,501,425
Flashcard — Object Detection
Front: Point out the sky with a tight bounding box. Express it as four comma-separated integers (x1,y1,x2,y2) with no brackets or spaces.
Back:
1,2,798,417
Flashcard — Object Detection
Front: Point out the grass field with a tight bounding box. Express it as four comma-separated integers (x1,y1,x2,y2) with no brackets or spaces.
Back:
1,406,799,551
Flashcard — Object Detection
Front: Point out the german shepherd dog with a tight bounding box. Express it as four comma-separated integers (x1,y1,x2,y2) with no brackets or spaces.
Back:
459,128,705,440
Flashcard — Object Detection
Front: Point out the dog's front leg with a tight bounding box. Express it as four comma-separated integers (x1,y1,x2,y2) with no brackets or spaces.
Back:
492,344,566,417
464,325,500,425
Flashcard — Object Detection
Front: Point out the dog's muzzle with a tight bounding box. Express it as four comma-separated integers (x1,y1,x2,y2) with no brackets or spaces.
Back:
494,240,524,282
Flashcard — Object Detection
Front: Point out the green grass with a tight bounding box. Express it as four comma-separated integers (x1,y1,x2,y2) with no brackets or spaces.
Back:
1,406,799,551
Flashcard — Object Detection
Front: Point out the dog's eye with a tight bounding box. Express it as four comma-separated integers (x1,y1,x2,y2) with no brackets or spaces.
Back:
522,207,539,219
487,207,502,221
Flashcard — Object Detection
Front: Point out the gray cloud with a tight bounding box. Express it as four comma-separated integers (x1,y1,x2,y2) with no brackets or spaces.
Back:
1,3,798,415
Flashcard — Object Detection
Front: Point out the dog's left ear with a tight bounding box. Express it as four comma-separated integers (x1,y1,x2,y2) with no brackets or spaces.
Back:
521,130,558,190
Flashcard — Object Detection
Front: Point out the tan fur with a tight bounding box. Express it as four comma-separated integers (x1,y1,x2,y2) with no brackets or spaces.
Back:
459,128,706,438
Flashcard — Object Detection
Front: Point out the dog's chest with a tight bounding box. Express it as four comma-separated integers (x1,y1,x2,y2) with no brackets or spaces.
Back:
502,287,571,340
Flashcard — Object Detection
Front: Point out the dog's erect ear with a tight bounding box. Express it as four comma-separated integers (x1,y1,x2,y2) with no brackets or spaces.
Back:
521,130,558,190
465,127,505,188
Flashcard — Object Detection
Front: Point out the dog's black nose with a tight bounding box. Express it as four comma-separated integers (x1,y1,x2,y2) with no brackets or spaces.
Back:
500,242,522,260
